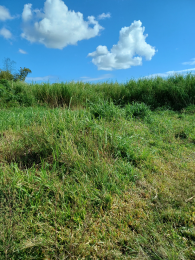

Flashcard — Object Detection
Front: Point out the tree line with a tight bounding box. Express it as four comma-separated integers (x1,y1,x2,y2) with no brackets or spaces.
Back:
0,58,32,82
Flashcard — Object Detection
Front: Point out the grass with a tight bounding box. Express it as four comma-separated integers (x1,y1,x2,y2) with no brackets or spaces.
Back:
1,73,195,109
0,75,195,259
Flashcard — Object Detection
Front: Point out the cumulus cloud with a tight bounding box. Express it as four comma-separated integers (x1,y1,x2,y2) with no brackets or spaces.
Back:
21,0,103,49
0,28,12,39
182,58,195,66
0,5,13,21
22,3,33,22
88,20,156,71
19,49,27,54
98,13,111,20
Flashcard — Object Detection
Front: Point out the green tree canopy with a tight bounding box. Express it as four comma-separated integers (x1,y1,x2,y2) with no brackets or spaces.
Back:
14,67,32,81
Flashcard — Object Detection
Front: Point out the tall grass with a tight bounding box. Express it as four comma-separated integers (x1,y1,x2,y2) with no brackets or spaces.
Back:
0,75,195,259
1,74,195,110
123,74,195,110
31,74,195,110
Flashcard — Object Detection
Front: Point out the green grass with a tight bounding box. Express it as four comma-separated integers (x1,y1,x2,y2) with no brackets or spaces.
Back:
1,73,195,110
0,75,195,259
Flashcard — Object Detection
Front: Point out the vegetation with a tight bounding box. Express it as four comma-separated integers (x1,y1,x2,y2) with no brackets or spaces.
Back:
0,74,195,259
0,58,32,82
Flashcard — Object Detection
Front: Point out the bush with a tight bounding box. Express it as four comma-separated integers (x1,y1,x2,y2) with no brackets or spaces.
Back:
88,99,124,120
0,80,33,107
125,102,151,119
0,70,14,81
0,79,11,89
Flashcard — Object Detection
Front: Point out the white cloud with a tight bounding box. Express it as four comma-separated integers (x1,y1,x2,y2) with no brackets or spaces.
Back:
182,58,195,66
22,3,33,21
19,49,27,54
0,5,13,21
80,73,113,82
145,68,195,78
21,0,103,49
0,27,12,39
88,20,156,71
98,13,111,20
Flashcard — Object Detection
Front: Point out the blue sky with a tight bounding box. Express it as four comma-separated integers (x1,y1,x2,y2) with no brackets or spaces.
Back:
0,0,195,83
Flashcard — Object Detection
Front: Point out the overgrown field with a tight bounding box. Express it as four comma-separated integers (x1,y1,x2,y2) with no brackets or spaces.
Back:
0,75,195,259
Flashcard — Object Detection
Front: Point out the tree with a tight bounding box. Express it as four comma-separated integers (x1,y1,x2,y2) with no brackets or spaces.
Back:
2,58,16,74
0,58,16,80
0,57,32,81
14,67,32,81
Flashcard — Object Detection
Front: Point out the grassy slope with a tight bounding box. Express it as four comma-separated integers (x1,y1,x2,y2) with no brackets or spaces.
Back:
0,76,195,259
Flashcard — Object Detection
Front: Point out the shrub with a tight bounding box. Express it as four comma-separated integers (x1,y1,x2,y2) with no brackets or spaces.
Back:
88,99,124,120
0,70,14,81
125,102,151,119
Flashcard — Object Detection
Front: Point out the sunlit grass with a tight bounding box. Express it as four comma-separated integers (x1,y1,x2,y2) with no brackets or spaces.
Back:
1,73,195,110
0,75,195,259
